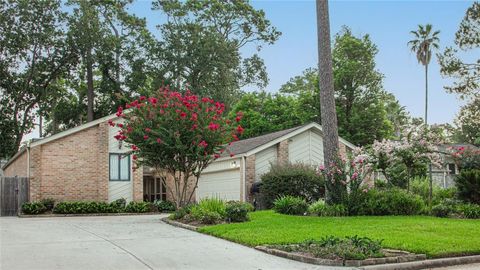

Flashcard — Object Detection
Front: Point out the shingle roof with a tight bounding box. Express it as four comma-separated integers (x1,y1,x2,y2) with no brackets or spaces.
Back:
225,125,304,156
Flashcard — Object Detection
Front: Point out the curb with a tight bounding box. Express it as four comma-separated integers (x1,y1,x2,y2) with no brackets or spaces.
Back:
161,217,199,231
18,212,166,218
359,255,480,270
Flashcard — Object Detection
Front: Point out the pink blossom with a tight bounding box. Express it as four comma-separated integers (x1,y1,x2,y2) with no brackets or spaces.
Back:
199,140,208,148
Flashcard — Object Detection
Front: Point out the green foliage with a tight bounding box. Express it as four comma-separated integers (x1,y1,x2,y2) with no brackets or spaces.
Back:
154,200,176,212
455,169,480,204
276,236,384,260
40,198,56,211
225,201,253,223
308,200,347,217
52,200,152,214
187,198,227,224
431,204,453,218
21,202,47,215
152,0,280,107
125,201,152,213
259,163,325,208
459,204,480,219
410,177,457,205
273,195,308,215
356,188,425,216
169,204,194,220
0,0,74,158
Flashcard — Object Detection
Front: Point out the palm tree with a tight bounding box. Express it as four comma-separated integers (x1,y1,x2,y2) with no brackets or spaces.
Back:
408,24,440,125
316,0,339,203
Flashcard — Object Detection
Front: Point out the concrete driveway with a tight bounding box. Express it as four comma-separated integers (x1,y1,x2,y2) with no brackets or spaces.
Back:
0,215,346,270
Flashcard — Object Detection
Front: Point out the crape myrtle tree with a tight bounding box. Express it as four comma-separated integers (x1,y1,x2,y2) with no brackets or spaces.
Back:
112,87,244,207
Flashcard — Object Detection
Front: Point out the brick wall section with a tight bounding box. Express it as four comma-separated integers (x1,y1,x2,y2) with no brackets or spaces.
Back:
3,151,28,177
97,122,109,202
133,166,144,201
29,147,42,201
28,124,109,202
277,140,289,165
245,155,256,203
338,142,347,159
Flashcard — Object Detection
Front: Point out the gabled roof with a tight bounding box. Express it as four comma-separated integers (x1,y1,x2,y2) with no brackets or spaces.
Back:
221,122,356,159
225,126,303,156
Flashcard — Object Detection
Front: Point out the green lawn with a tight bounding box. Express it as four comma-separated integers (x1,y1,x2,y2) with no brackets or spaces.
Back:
199,211,480,258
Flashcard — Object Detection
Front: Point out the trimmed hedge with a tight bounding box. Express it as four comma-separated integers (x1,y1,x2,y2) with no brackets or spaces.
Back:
260,163,324,208
21,202,47,215
356,188,425,216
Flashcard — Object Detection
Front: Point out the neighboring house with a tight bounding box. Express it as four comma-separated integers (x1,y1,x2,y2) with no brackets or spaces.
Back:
196,122,356,202
2,115,355,204
431,144,478,188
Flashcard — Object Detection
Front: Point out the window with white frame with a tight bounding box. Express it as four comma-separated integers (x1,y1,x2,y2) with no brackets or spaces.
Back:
109,154,130,181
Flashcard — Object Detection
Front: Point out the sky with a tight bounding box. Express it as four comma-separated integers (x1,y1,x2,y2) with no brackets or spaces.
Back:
131,0,475,125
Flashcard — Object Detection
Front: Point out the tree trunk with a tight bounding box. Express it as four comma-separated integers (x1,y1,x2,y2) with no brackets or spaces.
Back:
424,64,428,125
39,113,43,138
316,0,339,204
86,48,94,122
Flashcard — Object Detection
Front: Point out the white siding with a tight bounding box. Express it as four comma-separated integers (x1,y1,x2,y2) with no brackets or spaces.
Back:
197,169,241,201
255,146,277,181
203,158,241,173
108,118,133,202
288,129,324,166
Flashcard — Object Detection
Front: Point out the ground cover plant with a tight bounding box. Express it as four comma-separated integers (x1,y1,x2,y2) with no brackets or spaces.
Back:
199,210,480,258
272,235,384,261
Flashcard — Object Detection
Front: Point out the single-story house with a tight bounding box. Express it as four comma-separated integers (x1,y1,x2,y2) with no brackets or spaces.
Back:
2,114,355,204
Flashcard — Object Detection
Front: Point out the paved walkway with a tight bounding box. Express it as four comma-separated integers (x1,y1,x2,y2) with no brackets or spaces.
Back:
0,215,347,270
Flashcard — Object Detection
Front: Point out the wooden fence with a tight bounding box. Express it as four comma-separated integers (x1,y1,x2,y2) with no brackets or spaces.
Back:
0,177,29,216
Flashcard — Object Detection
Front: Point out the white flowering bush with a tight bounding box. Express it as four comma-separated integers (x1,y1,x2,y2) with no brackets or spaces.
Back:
370,124,444,190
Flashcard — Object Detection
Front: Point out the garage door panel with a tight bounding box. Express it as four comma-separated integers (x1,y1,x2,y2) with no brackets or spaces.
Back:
197,169,240,201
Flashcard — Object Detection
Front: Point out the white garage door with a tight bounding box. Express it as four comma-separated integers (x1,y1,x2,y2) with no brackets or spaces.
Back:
197,169,241,201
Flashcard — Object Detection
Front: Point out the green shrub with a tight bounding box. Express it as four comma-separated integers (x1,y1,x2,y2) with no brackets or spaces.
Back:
185,198,227,224
169,204,194,220
410,177,457,205
110,198,127,209
40,198,55,211
260,164,325,208
125,201,152,213
459,204,480,219
154,200,176,212
357,188,425,216
53,201,130,214
275,235,384,260
225,201,253,222
21,202,47,215
273,195,308,215
308,200,347,217
455,169,480,205
431,204,452,218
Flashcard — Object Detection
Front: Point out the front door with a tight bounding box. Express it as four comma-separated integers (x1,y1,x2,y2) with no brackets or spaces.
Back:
143,176,167,202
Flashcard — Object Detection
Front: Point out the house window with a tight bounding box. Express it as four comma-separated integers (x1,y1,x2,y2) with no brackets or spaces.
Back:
109,154,130,181
448,163,456,175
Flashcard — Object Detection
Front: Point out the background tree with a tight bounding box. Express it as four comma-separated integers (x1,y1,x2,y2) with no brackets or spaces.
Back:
316,0,339,204
0,0,75,158
408,24,440,125
152,0,281,107
64,0,151,125
438,2,480,146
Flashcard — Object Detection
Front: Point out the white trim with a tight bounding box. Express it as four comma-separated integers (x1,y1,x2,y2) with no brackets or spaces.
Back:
30,113,120,148
244,122,356,156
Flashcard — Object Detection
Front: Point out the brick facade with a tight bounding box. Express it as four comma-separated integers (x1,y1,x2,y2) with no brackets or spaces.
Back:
245,155,256,203
3,119,145,203
277,139,289,165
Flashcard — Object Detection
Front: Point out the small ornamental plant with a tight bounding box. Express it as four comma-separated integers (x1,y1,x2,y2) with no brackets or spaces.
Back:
112,87,244,207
